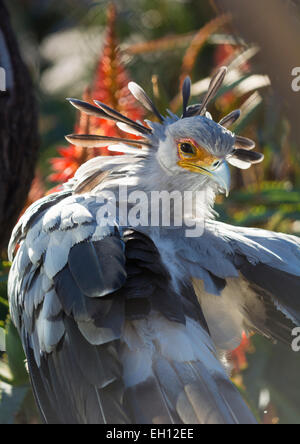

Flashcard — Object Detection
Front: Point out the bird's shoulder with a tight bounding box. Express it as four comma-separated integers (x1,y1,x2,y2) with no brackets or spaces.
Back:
8,191,116,329
8,189,208,338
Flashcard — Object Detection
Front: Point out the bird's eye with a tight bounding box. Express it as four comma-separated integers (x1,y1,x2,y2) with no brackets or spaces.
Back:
179,143,196,155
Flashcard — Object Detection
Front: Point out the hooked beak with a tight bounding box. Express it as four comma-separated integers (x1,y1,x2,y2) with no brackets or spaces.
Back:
207,161,231,197
178,159,231,196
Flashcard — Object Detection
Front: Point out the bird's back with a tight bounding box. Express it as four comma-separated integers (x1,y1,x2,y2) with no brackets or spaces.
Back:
8,190,257,424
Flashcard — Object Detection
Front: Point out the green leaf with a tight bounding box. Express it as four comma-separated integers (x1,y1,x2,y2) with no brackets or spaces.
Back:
242,335,300,424
0,382,29,424
0,297,8,324
0,360,13,384
5,321,28,386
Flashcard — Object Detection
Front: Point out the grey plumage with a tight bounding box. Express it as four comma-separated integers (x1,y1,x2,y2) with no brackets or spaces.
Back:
7,66,299,425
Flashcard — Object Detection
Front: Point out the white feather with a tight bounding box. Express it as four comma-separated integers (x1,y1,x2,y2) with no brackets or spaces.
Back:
15,245,30,275
116,122,144,136
41,270,53,293
77,321,117,345
122,345,153,388
43,317,65,353
27,231,49,264
42,204,62,232
121,313,225,388
25,220,42,246
228,157,251,169
193,278,246,351
62,203,93,226
33,277,45,310
44,231,73,279
42,290,62,319
70,223,95,246
107,144,146,155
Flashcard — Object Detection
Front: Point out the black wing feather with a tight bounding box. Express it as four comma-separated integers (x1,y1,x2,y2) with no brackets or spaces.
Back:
15,227,255,424
237,259,300,343
182,76,191,118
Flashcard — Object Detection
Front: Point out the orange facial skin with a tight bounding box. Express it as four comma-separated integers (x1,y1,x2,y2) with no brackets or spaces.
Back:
176,138,219,176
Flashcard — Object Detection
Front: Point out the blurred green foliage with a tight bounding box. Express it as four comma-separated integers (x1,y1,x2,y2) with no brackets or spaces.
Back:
1,0,300,424
0,263,37,424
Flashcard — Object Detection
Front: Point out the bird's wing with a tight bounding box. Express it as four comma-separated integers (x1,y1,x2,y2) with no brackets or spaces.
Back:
177,220,300,350
8,192,256,424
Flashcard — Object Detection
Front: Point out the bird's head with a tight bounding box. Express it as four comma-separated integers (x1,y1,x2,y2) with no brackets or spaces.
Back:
66,67,263,199
154,115,234,196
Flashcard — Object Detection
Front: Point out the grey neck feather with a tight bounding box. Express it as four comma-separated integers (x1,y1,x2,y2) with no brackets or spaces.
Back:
71,152,219,226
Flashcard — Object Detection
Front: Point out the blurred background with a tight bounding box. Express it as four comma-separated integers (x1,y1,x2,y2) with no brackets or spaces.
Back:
0,0,300,424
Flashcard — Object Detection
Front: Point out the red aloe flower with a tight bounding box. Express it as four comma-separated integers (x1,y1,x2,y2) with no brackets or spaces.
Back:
90,4,144,136
50,3,144,184
49,87,94,183
229,332,252,373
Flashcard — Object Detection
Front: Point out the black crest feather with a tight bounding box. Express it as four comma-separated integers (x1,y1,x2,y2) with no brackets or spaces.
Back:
233,149,264,164
65,134,151,148
128,82,163,122
182,77,191,118
197,66,227,116
219,110,241,128
235,135,256,150
94,100,152,135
